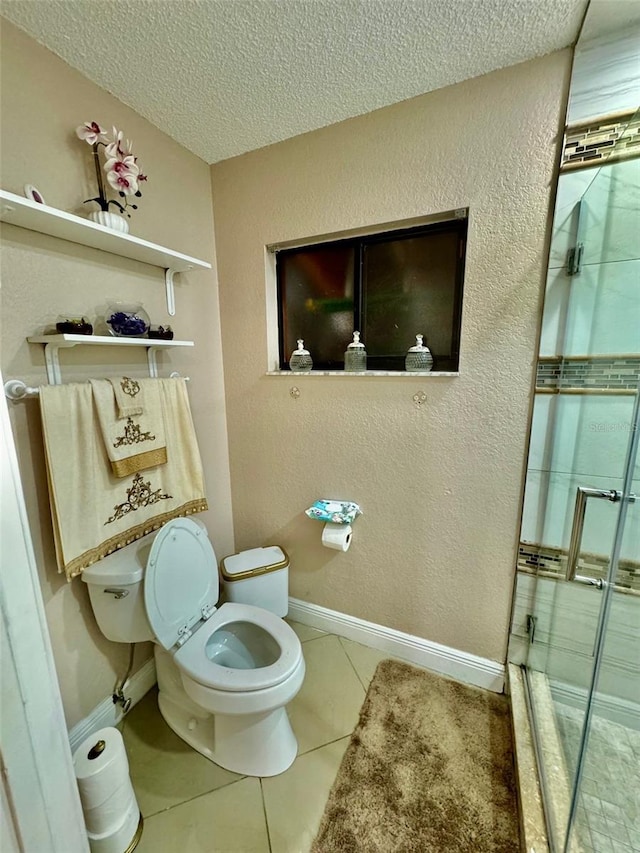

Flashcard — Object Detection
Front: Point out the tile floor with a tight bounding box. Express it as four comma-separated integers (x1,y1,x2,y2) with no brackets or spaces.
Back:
555,703,640,853
124,622,400,853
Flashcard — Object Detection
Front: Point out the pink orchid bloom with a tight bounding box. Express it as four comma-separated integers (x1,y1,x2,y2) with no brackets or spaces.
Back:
106,169,139,196
75,121,108,145
105,127,134,160
104,154,138,176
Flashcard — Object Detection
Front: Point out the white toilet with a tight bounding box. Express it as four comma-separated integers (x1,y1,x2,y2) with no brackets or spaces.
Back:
81,517,305,777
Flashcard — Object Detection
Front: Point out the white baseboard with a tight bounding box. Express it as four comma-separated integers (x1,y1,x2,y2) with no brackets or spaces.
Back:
550,679,640,731
68,657,157,754
288,597,505,693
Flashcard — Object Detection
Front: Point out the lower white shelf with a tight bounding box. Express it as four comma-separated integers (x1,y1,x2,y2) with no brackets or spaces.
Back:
27,334,194,385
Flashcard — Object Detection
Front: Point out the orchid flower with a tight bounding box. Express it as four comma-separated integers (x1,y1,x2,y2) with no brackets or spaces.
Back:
106,169,139,195
76,121,108,145
105,127,134,160
78,120,147,215
104,154,139,177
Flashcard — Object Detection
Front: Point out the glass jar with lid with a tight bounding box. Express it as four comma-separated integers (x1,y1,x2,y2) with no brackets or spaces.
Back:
405,334,433,372
289,339,313,372
344,331,367,371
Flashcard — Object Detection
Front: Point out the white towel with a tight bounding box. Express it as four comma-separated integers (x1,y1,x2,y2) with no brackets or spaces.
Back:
90,379,167,477
39,378,208,580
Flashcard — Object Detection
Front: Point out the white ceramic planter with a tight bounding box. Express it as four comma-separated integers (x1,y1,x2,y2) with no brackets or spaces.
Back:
88,210,130,234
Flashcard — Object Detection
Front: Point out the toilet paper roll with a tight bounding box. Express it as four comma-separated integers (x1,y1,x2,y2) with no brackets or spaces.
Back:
73,727,138,834
82,780,138,837
322,522,353,552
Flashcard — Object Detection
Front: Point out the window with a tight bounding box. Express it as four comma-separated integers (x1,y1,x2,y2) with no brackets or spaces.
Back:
276,216,467,371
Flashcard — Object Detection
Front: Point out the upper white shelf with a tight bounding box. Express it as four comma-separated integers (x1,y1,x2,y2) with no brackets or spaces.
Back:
0,190,212,273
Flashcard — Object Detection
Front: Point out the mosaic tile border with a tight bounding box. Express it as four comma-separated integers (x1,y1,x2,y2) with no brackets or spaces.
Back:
536,355,640,393
561,110,640,172
518,542,640,596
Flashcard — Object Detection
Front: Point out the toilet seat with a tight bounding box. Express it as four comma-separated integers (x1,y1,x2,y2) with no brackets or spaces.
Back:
144,517,218,650
175,603,302,693
143,519,302,696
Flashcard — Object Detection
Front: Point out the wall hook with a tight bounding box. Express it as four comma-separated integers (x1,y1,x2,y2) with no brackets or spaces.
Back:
413,391,427,408
290,386,300,400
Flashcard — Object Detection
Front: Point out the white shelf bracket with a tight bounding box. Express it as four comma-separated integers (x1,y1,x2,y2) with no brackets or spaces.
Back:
42,341,76,385
147,347,160,378
165,268,177,316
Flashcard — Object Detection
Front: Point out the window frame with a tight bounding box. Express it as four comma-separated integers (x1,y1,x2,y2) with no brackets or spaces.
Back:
276,216,467,372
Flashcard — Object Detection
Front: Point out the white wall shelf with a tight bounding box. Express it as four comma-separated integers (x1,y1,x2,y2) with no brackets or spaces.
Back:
0,189,212,315
26,334,194,386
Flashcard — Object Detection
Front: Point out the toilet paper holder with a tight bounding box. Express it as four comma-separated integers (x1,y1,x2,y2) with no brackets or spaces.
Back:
304,500,361,553
88,739,106,760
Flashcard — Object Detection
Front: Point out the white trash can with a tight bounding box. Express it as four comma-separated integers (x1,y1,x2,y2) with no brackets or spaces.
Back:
220,546,290,616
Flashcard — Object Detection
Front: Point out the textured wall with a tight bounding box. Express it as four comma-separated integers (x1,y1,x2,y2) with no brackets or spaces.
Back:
0,21,233,729
212,52,572,663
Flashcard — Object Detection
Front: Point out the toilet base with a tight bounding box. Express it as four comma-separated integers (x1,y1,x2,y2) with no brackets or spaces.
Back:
155,647,300,776
157,689,298,777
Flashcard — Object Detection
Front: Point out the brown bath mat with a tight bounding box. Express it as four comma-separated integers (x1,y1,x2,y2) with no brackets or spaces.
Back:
311,659,520,853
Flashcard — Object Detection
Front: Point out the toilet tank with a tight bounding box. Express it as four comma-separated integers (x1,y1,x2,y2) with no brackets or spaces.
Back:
81,535,155,643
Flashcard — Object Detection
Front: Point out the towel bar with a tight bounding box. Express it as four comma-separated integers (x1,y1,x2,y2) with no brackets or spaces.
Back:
4,376,190,401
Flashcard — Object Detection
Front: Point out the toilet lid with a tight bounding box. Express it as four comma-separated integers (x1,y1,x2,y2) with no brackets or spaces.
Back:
144,518,218,650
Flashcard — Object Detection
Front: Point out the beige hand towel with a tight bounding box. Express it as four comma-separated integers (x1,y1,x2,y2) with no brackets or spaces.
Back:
90,379,167,477
109,376,143,417
39,378,208,580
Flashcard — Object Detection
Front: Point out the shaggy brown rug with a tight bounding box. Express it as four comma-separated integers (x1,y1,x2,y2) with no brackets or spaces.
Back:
312,659,520,853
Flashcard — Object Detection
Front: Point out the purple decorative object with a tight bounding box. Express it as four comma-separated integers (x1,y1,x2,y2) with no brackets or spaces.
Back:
106,303,150,337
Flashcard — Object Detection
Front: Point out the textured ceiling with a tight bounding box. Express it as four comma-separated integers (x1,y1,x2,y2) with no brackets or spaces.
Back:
2,0,587,164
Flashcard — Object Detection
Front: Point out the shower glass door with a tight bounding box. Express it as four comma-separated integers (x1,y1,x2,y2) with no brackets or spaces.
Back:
513,117,640,853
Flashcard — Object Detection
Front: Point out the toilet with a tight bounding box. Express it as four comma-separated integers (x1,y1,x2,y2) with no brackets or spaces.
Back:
81,517,305,777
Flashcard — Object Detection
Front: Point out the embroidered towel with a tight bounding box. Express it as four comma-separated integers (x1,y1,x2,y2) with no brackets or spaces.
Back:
39,378,208,580
109,376,143,418
90,379,167,477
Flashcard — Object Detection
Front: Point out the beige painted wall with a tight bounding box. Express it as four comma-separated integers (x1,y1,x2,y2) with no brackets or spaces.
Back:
212,51,571,663
0,20,233,729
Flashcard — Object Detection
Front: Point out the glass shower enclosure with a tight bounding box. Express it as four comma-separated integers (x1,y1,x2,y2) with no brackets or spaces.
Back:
509,111,640,853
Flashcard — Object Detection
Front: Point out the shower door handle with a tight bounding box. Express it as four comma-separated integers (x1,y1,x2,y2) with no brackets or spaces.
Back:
565,486,635,586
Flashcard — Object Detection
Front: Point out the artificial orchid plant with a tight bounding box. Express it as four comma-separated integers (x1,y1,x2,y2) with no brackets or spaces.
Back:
76,121,148,217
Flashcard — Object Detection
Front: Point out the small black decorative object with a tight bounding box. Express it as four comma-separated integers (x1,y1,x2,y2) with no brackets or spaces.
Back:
56,317,93,335
148,325,174,340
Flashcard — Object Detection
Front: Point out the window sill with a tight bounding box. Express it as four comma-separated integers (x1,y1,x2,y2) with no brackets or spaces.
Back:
265,370,460,377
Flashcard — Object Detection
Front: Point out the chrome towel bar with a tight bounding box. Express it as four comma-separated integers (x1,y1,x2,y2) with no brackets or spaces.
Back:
4,375,190,401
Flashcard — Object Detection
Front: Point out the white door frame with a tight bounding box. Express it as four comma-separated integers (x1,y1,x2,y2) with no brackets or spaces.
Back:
0,371,89,852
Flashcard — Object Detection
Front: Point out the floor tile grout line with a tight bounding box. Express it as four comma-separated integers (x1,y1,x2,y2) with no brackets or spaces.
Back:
336,635,371,692
297,733,353,760
135,732,354,823
139,773,248,820
259,778,273,853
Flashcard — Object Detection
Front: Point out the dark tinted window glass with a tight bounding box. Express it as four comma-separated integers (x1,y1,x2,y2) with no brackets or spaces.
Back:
276,218,466,371
278,245,355,367
363,231,460,369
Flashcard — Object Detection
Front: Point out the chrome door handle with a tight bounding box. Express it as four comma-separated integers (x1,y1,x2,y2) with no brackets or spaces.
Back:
566,487,635,585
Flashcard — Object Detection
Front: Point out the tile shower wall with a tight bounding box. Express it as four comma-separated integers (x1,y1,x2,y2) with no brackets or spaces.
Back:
568,25,640,125
540,160,640,358
536,356,640,392
521,394,640,558
511,574,640,716
513,25,640,710
562,110,640,171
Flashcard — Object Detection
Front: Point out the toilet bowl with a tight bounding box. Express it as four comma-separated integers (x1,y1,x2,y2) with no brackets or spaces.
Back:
82,518,305,777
